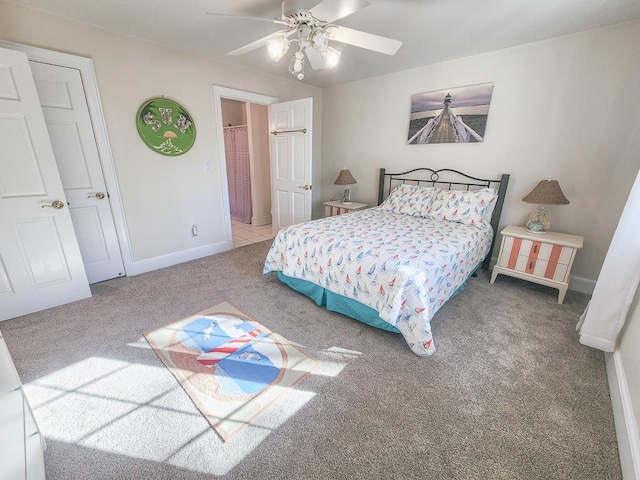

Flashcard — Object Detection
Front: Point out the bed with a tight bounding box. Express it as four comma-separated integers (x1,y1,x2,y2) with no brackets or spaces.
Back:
264,168,510,356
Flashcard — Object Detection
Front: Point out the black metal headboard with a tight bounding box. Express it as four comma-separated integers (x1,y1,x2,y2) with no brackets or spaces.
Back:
377,168,510,271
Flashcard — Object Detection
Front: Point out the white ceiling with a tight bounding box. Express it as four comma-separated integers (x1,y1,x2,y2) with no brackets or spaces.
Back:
9,0,640,87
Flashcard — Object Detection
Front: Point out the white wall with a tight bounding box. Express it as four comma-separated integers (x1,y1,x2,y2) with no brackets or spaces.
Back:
0,2,322,267
321,20,640,285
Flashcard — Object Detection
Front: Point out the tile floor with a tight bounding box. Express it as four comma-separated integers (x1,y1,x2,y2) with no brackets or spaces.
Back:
231,220,274,248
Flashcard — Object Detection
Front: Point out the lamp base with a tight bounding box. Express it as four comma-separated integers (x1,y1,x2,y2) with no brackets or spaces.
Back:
526,207,550,233
342,188,351,203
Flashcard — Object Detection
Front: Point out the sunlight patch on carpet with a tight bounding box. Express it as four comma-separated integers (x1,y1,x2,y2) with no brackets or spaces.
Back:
144,302,318,441
23,345,353,475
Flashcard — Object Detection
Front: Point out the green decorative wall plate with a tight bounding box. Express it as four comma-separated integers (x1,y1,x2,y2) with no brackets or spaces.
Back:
136,97,196,156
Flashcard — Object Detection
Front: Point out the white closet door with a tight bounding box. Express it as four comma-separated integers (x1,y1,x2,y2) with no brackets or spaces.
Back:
30,61,125,284
0,47,90,321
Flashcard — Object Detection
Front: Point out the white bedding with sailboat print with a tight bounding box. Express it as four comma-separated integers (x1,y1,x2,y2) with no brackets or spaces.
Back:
263,207,493,356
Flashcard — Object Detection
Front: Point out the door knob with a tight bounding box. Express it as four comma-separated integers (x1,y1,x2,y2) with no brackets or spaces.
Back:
41,200,65,209
298,185,311,190
88,192,106,199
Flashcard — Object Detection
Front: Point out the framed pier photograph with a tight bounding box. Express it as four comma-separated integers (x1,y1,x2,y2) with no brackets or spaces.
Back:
408,83,494,144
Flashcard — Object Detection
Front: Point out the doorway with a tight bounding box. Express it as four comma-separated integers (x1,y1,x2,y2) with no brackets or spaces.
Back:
213,87,314,249
220,99,273,248
221,99,273,247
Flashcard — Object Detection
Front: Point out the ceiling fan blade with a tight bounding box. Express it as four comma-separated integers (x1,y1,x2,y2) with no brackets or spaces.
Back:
228,30,292,56
206,12,288,25
309,0,370,23
328,26,402,55
305,47,327,70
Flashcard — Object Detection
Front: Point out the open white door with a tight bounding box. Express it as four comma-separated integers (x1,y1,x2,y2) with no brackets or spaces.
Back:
29,61,125,284
0,47,90,321
269,98,312,234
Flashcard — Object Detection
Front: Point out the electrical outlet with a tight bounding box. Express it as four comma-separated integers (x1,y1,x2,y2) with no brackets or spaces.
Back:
191,224,198,236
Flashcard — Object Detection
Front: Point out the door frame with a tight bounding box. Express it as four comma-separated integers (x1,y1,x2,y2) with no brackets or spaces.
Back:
212,86,278,245
0,40,134,276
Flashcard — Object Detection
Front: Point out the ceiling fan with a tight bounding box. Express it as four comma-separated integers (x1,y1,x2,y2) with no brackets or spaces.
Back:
207,0,402,80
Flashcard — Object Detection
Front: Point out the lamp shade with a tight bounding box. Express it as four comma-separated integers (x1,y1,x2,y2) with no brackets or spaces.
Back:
522,179,569,205
267,36,289,62
334,169,357,185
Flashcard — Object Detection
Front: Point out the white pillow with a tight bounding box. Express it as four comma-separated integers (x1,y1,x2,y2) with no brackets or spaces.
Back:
426,187,498,226
378,184,438,217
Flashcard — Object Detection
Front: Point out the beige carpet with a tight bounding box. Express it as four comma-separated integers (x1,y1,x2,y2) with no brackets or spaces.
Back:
0,240,621,479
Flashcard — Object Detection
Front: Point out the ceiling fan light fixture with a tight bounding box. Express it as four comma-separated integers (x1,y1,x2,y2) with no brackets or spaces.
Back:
217,0,402,82
288,50,305,80
321,45,341,68
266,36,290,62
309,27,329,49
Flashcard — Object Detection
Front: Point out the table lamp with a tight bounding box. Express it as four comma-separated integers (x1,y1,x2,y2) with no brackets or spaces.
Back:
334,168,357,203
522,177,569,233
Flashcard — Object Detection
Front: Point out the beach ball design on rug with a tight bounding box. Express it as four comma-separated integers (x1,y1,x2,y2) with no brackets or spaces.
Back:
145,302,317,441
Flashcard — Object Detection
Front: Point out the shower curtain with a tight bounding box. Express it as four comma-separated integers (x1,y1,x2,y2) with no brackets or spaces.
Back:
224,126,252,224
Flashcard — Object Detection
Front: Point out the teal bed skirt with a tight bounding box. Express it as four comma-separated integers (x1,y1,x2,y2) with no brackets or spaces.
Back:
276,271,401,333
275,261,481,335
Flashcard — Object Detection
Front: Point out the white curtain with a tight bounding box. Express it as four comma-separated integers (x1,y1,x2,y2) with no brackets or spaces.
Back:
224,126,252,224
577,169,640,351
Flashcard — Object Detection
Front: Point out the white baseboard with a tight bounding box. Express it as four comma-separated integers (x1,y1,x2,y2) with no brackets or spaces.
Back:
569,275,596,295
127,240,233,276
251,215,272,227
605,351,640,480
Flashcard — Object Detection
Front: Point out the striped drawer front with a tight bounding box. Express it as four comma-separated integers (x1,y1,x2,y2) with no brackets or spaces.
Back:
325,206,350,216
499,236,575,282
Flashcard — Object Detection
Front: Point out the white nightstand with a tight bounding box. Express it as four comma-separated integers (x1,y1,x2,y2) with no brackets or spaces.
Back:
490,225,584,304
324,200,368,217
